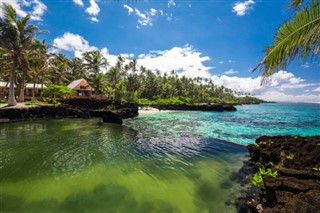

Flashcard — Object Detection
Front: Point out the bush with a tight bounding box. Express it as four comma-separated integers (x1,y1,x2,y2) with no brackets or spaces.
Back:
43,85,75,99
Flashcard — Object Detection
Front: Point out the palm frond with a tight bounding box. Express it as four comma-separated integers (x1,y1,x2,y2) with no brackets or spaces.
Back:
254,0,320,82
290,0,305,8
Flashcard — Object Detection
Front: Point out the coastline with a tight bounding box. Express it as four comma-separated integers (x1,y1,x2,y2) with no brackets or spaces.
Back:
242,136,320,212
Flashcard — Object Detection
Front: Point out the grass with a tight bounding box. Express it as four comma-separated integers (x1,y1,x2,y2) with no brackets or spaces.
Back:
25,100,56,106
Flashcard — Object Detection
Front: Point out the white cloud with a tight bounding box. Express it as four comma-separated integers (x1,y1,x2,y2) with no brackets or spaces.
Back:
73,0,84,7
89,17,99,22
224,69,238,75
233,0,255,16
53,32,96,54
212,71,319,103
125,7,158,27
30,0,46,20
219,61,224,64
150,8,157,16
138,44,213,78
85,0,100,16
123,4,133,15
168,0,176,8
166,13,173,22
0,0,47,21
159,10,164,16
313,87,320,92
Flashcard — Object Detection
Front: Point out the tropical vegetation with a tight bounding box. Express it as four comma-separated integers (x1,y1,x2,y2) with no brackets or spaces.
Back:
1,4,263,106
254,0,320,81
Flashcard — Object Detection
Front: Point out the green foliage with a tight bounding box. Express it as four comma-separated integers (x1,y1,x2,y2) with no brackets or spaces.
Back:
0,99,6,104
138,97,185,105
251,166,278,187
312,167,320,172
254,0,320,81
43,85,75,99
251,172,264,187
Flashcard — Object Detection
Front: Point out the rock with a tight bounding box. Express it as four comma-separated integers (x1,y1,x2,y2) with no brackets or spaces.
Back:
102,111,123,124
223,105,237,111
90,107,138,124
146,104,236,112
245,136,320,213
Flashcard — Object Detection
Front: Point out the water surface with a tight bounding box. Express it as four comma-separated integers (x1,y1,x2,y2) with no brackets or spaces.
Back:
1,103,319,212
1,119,247,213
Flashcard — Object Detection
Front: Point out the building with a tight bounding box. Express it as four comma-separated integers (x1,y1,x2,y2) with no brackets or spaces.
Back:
0,82,46,100
67,79,94,97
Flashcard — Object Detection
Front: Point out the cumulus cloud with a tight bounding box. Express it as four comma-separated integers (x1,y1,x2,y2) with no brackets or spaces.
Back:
73,0,84,7
168,0,176,8
223,69,238,75
123,6,158,27
0,0,47,21
233,0,255,16
53,32,96,55
138,44,213,78
85,0,100,21
212,71,319,103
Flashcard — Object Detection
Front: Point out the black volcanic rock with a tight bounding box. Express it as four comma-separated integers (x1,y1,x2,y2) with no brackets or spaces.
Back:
146,104,237,112
245,136,320,213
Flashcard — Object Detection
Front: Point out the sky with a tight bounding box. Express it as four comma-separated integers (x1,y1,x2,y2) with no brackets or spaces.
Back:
1,0,319,103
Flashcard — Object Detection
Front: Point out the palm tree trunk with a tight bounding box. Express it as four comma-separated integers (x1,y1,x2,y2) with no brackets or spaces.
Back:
32,83,36,100
18,70,26,102
8,61,17,106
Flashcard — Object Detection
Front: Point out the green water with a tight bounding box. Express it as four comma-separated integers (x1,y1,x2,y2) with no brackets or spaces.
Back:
2,103,318,212
1,119,247,213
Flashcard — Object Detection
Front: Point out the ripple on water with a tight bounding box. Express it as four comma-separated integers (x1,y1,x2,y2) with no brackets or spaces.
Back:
1,118,249,213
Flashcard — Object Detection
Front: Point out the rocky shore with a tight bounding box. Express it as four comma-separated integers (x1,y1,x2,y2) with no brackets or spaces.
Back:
144,104,237,111
0,105,138,124
244,136,320,213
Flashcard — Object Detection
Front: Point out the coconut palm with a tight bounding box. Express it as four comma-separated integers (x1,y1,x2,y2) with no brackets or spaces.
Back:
0,4,41,105
254,0,319,81
48,54,70,84
27,40,50,100
82,50,109,95
69,57,87,81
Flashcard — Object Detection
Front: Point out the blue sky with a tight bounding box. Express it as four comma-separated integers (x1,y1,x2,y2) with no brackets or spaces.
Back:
1,0,319,102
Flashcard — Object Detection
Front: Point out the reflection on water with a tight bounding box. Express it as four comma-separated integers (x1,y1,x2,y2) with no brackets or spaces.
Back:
0,119,247,213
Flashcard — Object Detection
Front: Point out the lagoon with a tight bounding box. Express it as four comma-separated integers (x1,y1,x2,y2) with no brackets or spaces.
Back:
1,103,319,212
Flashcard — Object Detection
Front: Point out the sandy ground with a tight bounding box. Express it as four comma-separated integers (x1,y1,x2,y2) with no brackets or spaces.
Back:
0,103,38,109
138,106,163,114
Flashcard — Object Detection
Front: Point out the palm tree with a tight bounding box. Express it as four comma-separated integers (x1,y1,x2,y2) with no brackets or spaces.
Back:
48,54,70,84
27,40,50,100
254,0,319,81
82,50,109,95
69,57,87,80
0,4,41,105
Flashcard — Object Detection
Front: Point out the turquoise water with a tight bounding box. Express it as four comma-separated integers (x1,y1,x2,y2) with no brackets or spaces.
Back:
126,103,320,145
0,103,319,212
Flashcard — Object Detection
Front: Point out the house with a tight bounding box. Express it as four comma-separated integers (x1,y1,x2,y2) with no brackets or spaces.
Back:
0,81,46,99
67,79,94,97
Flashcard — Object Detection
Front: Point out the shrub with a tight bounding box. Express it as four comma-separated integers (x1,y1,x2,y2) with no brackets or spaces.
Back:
43,85,75,99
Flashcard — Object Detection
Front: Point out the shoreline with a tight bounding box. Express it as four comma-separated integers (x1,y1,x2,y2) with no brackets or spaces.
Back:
242,136,320,212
